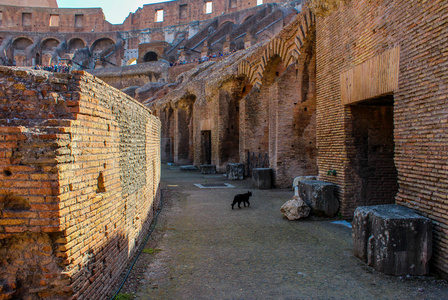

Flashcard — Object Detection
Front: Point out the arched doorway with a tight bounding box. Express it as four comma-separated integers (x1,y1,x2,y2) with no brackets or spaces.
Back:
143,51,158,62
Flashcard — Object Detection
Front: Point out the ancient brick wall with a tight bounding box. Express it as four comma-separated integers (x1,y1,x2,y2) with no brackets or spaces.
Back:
0,5,112,33
87,61,170,90
0,67,161,298
315,0,448,274
0,0,57,8
120,0,287,31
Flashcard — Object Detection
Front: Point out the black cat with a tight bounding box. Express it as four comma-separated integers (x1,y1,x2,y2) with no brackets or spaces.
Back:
231,191,252,209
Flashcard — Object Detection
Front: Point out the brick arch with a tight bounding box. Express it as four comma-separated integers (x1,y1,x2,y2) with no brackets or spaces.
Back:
41,37,60,50
12,36,34,49
89,37,116,52
237,8,315,88
218,20,235,29
68,37,86,53
240,13,255,24
237,60,259,86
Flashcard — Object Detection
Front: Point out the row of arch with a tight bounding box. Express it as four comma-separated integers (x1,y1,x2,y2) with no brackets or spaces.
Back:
1,35,117,67
237,9,315,88
156,8,317,188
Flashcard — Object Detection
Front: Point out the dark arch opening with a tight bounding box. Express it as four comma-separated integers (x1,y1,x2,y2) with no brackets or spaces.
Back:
143,51,158,62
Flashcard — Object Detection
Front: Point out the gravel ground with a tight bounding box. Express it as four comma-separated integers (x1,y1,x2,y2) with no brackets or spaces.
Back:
110,164,448,300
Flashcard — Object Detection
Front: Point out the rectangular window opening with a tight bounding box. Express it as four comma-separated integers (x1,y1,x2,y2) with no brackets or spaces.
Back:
155,9,164,22
206,2,213,14
75,14,84,28
49,14,59,27
257,0,263,6
22,12,32,26
179,4,188,19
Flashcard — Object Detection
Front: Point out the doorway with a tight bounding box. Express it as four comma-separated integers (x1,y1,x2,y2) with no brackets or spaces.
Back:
201,130,211,164
350,95,398,206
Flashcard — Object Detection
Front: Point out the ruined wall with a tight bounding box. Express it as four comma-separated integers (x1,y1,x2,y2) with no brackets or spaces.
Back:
0,1,291,34
0,5,112,32
315,0,448,274
87,61,170,90
120,0,288,31
0,0,57,8
0,67,161,298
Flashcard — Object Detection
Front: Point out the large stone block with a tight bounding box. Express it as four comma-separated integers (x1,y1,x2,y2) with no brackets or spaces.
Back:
252,168,272,189
200,164,216,174
298,180,338,217
226,163,244,180
180,165,198,172
353,204,432,276
292,175,317,196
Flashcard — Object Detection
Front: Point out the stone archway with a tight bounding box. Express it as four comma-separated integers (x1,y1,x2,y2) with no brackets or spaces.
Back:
41,38,60,65
12,37,33,66
68,38,85,54
143,51,158,62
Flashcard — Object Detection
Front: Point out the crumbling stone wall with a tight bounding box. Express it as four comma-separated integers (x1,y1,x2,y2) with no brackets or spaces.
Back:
315,0,448,275
0,67,161,298
87,61,170,90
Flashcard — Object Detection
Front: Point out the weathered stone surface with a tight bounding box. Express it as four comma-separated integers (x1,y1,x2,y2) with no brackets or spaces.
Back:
293,176,318,189
298,180,338,217
200,164,216,174
252,168,273,189
226,163,244,180
353,204,432,276
280,196,311,220
180,165,198,172
292,176,317,196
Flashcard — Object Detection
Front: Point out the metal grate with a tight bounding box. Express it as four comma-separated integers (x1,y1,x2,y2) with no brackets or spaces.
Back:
194,183,235,189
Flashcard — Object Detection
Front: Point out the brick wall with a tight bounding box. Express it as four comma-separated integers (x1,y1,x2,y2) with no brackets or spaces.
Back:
315,0,448,274
0,5,112,32
0,67,161,298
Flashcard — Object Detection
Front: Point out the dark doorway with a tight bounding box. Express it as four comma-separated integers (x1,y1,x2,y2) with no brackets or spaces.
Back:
201,130,211,164
143,51,158,62
219,90,240,165
350,95,397,206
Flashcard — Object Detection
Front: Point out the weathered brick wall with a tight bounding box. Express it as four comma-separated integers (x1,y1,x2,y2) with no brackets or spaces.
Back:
0,5,112,32
315,0,448,274
0,67,161,298
87,61,170,90
120,1,288,31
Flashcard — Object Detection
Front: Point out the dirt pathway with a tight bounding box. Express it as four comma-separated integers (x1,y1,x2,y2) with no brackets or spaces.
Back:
113,165,448,300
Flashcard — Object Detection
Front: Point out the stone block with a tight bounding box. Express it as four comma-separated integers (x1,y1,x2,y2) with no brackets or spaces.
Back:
200,164,216,174
280,196,311,220
298,180,338,217
292,176,317,189
353,204,432,276
180,165,198,172
292,175,317,196
226,163,244,180
252,168,272,189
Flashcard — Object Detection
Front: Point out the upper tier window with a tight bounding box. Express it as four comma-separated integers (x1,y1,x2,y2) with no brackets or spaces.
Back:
155,9,164,22
206,2,213,14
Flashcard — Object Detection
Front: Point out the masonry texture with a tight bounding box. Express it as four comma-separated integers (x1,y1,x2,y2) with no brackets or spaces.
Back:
315,0,448,275
0,67,161,298
0,0,301,69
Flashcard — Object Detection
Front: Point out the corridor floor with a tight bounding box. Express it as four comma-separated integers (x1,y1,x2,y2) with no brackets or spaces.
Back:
114,164,448,300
